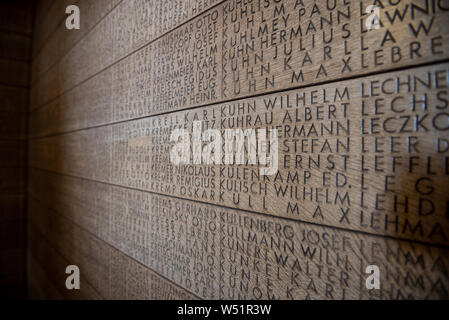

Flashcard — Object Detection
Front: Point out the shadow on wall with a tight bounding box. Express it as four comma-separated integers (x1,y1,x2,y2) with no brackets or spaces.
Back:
0,0,33,300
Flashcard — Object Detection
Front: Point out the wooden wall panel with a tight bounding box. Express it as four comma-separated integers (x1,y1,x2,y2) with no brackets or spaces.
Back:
28,0,449,300
30,69,114,137
29,1,449,116
27,253,66,300
29,0,224,111
27,197,199,300
29,64,449,245
0,0,33,36
0,60,29,88
27,169,449,299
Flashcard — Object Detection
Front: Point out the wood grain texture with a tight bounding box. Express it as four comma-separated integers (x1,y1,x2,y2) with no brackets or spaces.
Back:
28,169,449,299
28,0,449,300
30,0,224,111
0,273,25,299
0,167,25,196
29,0,449,116
27,223,102,300
0,222,25,251
30,0,122,85
29,64,449,245
0,0,31,300
0,32,31,61
0,85,28,113
28,198,200,300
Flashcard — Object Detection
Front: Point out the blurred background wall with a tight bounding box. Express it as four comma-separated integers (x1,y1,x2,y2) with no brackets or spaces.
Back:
0,0,33,300
1,0,448,300
25,0,219,299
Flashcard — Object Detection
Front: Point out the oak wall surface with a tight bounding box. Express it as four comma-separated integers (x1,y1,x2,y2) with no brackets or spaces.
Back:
0,0,33,300
27,0,449,299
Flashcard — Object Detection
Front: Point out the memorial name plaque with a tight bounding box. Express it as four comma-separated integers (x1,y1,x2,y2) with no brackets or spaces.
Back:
28,169,449,300
30,0,449,124
28,0,449,301
30,64,449,245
